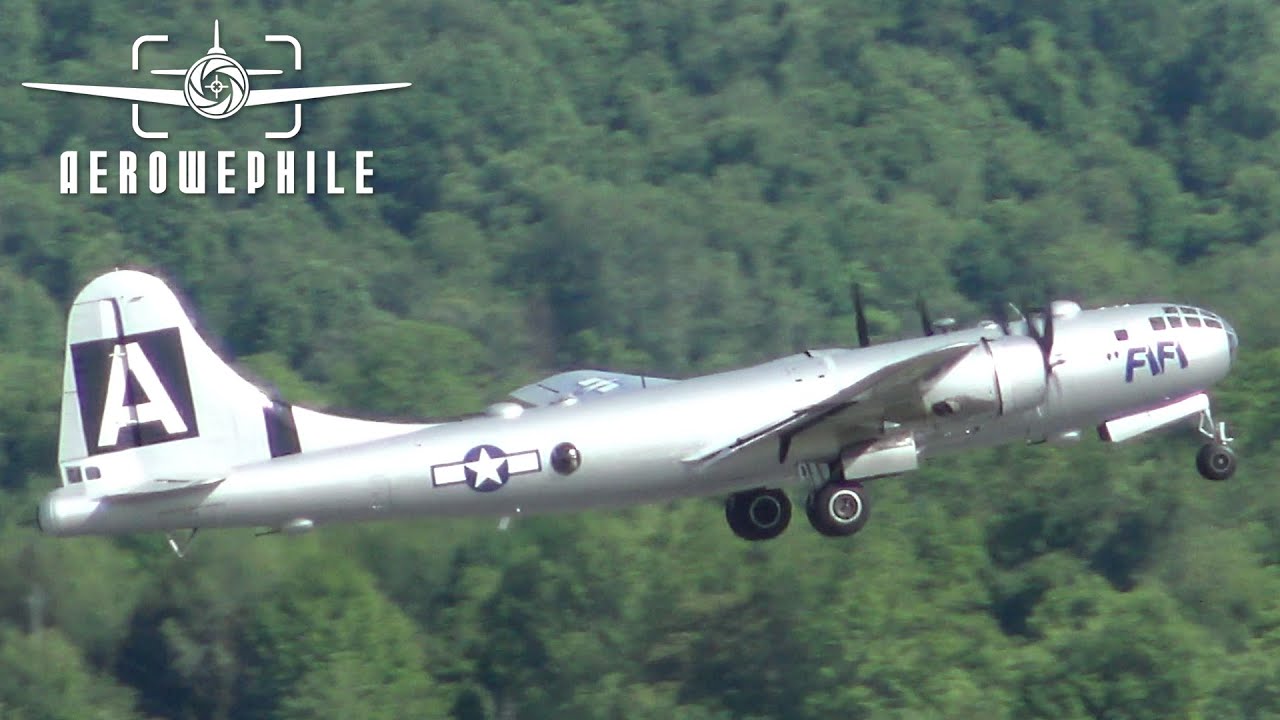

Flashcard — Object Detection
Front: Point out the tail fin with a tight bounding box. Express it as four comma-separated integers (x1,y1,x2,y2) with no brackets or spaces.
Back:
58,270,424,497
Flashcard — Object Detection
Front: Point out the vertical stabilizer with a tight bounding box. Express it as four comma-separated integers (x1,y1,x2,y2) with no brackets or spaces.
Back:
57,270,425,498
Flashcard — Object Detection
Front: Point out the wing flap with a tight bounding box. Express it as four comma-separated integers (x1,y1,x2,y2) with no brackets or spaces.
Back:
687,342,977,467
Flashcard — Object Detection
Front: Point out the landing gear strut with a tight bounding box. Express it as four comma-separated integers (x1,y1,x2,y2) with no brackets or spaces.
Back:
725,488,792,541
1196,406,1237,481
806,481,871,537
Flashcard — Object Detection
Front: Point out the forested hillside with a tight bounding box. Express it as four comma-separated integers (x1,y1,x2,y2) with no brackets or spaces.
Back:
2,0,1280,717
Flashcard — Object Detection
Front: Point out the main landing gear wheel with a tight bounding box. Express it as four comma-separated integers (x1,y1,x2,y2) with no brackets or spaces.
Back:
1197,443,1237,481
725,488,792,541
807,482,871,537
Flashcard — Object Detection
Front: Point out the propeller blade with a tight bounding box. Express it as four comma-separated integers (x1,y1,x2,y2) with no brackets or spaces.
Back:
1042,303,1055,357
1023,298,1055,377
993,300,1027,336
991,300,1011,335
1007,301,1025,324
1021,298,1039,337
917,297,934,337
853,284,871,348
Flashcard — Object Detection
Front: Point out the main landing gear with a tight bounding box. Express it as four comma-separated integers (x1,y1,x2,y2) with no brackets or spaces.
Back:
806,481,871,537
1196,406,1237,481
724,471,873,541
725,488,792,541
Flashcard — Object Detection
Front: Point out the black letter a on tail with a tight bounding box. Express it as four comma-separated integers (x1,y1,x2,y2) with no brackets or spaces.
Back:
72,327,199,455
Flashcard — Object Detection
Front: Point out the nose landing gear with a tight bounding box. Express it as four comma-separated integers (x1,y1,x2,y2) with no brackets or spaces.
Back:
1197,443,1236,481
1196,407,1237,481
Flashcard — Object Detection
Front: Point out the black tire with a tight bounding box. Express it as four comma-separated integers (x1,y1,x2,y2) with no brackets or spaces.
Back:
725,488,792,541
806,482,871,537
1196,443,1237,481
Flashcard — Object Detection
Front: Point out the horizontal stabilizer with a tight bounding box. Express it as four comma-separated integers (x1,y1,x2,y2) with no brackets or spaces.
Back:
100,475,224,501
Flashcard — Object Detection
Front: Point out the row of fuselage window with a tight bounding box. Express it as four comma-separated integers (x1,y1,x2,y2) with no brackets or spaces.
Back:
63,466,100,484
1150,306,1223,331
1113,307,1222,342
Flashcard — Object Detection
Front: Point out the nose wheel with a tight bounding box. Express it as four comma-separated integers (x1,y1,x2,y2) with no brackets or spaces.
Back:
806,482,871,537
725,488,792,541
1196,443,1236,481
1196,407,1237,481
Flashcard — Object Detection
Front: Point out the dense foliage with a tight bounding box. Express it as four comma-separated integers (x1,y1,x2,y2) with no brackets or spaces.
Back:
2,0,1280,717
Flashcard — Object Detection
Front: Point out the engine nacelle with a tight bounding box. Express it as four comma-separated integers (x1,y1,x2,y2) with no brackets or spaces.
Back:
920,336,1048,420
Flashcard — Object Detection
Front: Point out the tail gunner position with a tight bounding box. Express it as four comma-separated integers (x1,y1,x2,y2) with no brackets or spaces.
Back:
37,271,1239,552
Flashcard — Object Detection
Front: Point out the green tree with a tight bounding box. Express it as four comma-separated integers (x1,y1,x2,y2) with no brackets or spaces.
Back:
238,547,448,720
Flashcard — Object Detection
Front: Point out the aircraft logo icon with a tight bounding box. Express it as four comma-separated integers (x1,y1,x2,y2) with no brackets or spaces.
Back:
183,42,249,120
23,20,411,139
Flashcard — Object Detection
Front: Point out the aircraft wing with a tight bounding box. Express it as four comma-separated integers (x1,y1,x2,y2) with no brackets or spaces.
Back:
687,342,978,467
245,83,411,107
21,83,187,106
509,370,676,407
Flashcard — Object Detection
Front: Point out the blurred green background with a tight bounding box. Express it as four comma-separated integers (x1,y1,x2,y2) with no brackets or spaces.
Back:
2,0,1280,718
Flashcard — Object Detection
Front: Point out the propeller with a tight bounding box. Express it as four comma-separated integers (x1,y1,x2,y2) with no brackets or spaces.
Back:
990,300,1024,336
917,297,934,337
1024,299,1056,377
990,300,1011,335
852,284,871,348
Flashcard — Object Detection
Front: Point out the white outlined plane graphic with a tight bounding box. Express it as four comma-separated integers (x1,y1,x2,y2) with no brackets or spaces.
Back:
23,20,410,139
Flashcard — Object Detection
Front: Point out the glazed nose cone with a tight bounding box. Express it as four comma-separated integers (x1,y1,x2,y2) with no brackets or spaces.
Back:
1223,318,1238,362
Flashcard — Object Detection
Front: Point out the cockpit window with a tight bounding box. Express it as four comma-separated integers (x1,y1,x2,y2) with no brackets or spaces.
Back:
1115,329,1130,340
1205,318,1223,329
1148,317,1166,331
1162,306,1178,313
1186,316,1202,327
1168,316,1183,328
1179,306,1198,315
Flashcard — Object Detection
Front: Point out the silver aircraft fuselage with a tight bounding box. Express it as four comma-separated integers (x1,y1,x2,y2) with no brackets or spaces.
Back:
38,299,1237,538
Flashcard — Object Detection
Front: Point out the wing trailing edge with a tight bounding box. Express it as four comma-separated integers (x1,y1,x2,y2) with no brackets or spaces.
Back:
685,342,978,468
